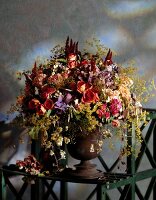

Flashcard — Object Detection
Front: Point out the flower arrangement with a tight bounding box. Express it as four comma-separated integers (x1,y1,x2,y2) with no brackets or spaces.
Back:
13,37,147,168
16,155,42,175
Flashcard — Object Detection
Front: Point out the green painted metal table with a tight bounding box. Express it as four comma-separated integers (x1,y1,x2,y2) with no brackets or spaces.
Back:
1,165,156,200
0,108,156,200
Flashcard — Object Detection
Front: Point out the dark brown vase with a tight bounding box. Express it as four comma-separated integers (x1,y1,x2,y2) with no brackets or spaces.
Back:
65,130,103,178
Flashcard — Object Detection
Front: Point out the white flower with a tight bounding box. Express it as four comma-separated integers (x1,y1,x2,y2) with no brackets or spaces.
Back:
74,99,79,105
46,141,52,149
90,144,95,152
60,150,66,159
135,101,142,108
106,65,113,72
50,150,54,156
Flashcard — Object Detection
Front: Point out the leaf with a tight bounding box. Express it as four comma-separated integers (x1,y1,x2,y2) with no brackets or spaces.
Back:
56,58,67,63
46,110,52,117
147,112,156,120
29,126,40,140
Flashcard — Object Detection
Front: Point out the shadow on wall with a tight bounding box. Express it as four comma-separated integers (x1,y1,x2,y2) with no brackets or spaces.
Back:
0,121,30,166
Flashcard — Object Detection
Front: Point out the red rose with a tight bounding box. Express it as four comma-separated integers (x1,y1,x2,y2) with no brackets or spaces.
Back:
28,99,40,110
77,81,92,93
43,99,54,110
41,86,56,99
81,88,99,103
112,119,120,127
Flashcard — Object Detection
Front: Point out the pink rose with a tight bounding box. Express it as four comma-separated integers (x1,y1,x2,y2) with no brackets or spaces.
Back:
110,99,122,116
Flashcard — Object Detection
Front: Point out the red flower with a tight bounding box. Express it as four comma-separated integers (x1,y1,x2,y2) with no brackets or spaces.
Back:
77,81,92,93
81,60,89,66
81,88,99,103
96,109,104,119
48,74,59,83
112,119,120,127
110,99,122,116
96,104,107,119
104,49,113,66
36,104,46,115
41,86,56,99
32,70,46,88
62,72,68,79
104,111,110,119
28,99,40,110
44,99,54,110
67,53,77,69
69,81,77,91
100,104,107,112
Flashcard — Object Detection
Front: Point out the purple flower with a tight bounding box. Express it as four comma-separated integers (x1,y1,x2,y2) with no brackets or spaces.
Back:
64,93,72,104
99,71,114,87
54,95,67,112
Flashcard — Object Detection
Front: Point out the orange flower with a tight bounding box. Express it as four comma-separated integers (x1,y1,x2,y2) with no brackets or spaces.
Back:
81,88,99,103
112,119,120,127
118,85,131,102
16,95,24,105
77,81,92,93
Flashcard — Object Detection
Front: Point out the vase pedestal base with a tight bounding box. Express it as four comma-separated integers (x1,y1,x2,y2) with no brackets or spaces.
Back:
62,160,103,179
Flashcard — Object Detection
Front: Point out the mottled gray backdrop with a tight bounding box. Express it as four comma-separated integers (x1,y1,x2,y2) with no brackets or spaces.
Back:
0,0,156,199
1,0,156,115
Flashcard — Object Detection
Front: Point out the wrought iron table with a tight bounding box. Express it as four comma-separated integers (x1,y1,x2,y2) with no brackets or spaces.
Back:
0,165,156,200
1,108,156,200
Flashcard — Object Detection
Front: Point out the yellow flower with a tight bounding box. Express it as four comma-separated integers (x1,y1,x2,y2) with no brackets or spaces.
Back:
105,89,120,101
64,137,70,144
56,136,63,146
118,84,131,102
120,75,133,87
